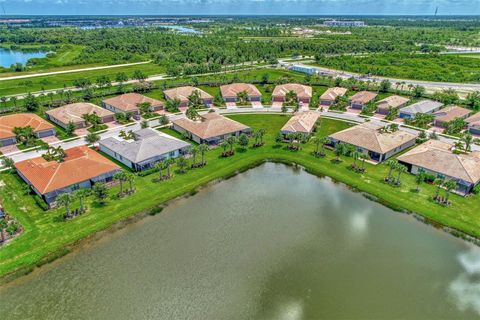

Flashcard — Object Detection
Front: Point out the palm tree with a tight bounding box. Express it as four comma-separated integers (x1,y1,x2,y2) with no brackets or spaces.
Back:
74,189,90,213
386,159,397,182
176,156,188,173
220,141,229,156
57,193,74,217
190,145,199,167
443,180,457,205
125,173,135,192
113,171,127,196
155,161,164,180
2,157,15,171
415,170,425,192
10,96,17,108
333,143,345,163
395,164,407,185
352,151,359,169
85,132,100,146
198,144,209,166
312,136,322,156
165,158,175,178
434,178,445,200
226,136,237,154
359,153,369,172
462,133,473,152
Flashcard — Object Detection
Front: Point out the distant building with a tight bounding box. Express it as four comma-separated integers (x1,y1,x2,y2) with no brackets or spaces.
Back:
220,83,262,103
398,140,480,194
399,100,443,119
272,83,313,104
348,91,377,109
99,128,191,171
328,122,416,162
15,146,120,205
320,87,347,106
163,86,213,108
172,113,251,145
0,113,55,146
102,93,164,115
432,106,471,127
376,95,410,115
280,111,320,136
288,65,318,75
46,103,115,129
324,20,365,28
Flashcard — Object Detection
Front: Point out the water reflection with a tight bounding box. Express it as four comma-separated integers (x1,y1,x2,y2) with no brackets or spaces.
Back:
449,246,480,314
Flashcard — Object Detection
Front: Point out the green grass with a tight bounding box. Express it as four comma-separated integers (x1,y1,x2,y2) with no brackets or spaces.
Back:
2,113,479,283
0,63,165,97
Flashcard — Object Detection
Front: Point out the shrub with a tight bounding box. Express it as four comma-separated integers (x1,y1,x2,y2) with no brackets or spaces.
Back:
33,195,49,211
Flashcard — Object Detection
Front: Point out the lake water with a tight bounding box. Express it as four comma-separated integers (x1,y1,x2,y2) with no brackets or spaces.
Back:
1,163,479,319
0,48,47,68
159,25,200,33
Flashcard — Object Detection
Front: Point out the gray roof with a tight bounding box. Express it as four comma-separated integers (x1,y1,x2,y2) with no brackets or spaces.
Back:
399,100,443,115
100,128,190,164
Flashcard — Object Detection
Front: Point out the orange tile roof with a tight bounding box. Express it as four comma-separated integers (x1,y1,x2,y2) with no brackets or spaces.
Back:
0,113,55,140
46,103,114,125
349,91,378,104
15,146,120,194
220,83,261,98
281,111,320,134
466,113,480,126
103,93,163,112
163,86,213,103
272,83,312,99
376,95,410,110
433,106,471,123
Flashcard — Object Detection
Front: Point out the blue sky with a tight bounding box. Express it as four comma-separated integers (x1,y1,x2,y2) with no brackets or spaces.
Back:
1,0,479,16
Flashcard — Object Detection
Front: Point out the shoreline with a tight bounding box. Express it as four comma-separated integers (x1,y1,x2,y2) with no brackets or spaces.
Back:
1,158,478,286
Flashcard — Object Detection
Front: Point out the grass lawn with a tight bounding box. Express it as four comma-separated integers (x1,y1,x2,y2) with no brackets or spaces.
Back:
2,113,480,283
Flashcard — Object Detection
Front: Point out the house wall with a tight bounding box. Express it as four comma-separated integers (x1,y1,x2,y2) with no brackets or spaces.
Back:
408,164,474,194
320,99,334,106
0,137,17,147
36,128,56,138
349,101,365,110
103,102,140,115
47,115,84,129
468,125,480,135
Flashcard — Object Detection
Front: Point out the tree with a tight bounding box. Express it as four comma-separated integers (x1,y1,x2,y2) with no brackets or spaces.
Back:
238,133,249,148
155,161,164,180
312,136,322,156
65,121,76,136
415,170,425,192
213,94,225,107
443,180,457,205
85,132,100,145
0,96,7,109
125,172,135,192
114,171,128,196
359,153,369,172
116,72,128,83
379,80,391,93
413,85,425,98
23,93,39,111
395,163,407,185
137,102,153,117
333,143,345,163
74,189,91,213
351,151,359,170
281,104,288,114
434,178,445,200
188,90,203,109
176,156,188,173
386,159,397,182
185,107,200,120
190,145,199,167
165,98,181,113
10,96,18,108
92,183,108,205
237,91,249,106
198,144,209,166
133,70,147,82
57,193,74,217
226,136,237,154
465,91,480,110
13,126,36,147
461,133,473,152
2,157,15,171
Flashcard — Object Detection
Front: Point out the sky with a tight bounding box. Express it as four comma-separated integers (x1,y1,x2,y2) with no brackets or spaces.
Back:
1,0,479,16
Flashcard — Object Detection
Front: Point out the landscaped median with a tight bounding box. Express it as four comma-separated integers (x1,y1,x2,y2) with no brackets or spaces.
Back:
1,114,480,284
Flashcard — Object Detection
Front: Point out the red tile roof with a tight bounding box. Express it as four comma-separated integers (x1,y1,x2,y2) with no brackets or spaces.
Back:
103,93,163,112
0,113,54,140
15,146,120,194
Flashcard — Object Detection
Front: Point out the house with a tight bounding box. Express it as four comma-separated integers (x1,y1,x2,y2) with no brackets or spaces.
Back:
163,86,213,108
288,65,318,75
328,122,416,162
219,83,262,103
46,102,115,129
272,83,312,104
348,91,377,109
399,100,443,119
15,145,120,205
172,113,251,144
376,95,410,115
99,128,191,171
280,111,320,136
320,87,347,106
0,113,55,146
102,93,164,115
432,106,471,127
398,140,480,194
465,113,480,135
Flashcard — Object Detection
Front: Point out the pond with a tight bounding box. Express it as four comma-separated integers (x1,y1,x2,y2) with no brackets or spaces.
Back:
0,163,479,319
0,48,48,68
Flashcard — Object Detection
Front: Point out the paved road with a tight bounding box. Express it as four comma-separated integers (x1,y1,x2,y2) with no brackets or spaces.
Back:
0,61,152,81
